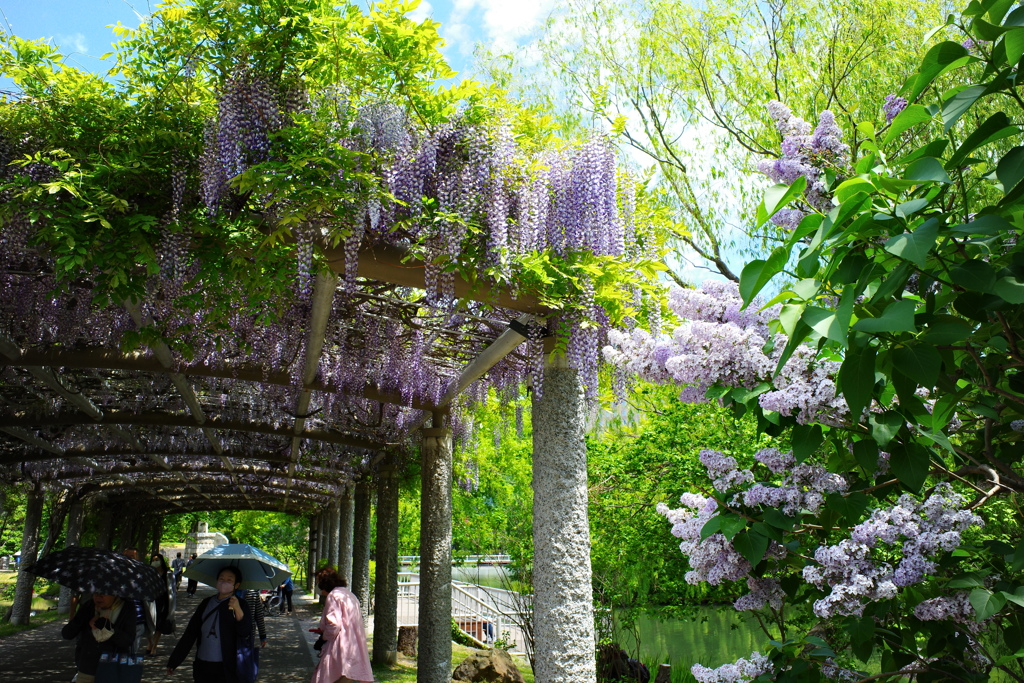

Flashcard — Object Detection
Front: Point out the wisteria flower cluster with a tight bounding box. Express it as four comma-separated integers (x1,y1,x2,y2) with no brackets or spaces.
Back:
756,101,850,228
802,484,983,618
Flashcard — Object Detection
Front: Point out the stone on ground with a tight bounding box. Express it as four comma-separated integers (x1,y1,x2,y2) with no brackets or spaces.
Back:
451,648,525,683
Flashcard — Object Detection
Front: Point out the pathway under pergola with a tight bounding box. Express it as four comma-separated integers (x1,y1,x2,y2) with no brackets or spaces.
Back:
0,240,596,683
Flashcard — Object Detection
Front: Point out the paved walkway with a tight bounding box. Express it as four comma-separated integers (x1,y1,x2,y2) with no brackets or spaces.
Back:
0,585,324,682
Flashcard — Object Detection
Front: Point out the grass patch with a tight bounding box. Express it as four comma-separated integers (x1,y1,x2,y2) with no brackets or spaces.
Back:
0,570,63,639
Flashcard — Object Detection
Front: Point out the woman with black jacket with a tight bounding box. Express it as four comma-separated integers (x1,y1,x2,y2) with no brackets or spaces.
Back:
166,566,252,683
61,592,136,683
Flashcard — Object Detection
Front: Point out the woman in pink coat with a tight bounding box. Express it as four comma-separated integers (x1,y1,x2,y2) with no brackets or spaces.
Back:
310,567,374,683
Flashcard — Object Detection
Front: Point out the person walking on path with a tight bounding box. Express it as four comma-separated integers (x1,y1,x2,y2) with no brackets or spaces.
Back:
61,592,136,683
166,566,252,683
310,567,373,683
172,552,187,591
279,575,294,614
245,589,268,648
185,553,198,597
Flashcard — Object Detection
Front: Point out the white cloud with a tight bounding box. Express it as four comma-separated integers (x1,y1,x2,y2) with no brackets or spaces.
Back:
55,33,89,55
407,0,434,24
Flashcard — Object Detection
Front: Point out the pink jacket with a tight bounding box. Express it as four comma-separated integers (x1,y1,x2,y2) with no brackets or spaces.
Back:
311,587,374,683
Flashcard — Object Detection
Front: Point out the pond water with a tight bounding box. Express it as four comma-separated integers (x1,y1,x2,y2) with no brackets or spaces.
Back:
612,607,768,673
445,565,766,672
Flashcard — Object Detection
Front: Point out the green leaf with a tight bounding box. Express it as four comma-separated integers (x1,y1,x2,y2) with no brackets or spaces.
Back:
950,213,1014,235
942,86,987,132
1006,28,1024,63
889,442,930,492
828,491,868,525
997,146,1024,197
884,219,939,267
792,423,823,462
701,514,746,541
803,306,846,344
848,616,875,661
853,299,917,333
732,530,770,567
922,317,973,344
970,588,1007,621
870,411,904,446
995,276,1024,303
947,112,1020,169
892,344,943,389
853,439,881,472
757,177,808,226
834,177,875,203
950,571,989,588
762,508,796,531
905,157,952,183
883,105,933,145
909,42,972,101
840,345,877,419
951,259,997,292
739,246,791,305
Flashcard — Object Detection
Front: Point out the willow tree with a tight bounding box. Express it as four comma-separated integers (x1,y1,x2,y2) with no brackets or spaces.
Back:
507,0,957,283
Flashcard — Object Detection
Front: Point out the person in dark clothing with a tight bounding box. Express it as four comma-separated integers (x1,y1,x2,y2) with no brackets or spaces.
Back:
186,553,198,597
166,566,252,683
61,592,136,682
279,575,294,613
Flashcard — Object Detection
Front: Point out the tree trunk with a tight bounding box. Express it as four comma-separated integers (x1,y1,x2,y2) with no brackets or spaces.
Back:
9,486,44,625
532,353,596,683
418,416,453,683
372,458,400,666
58,496,84,615
352,480,373,623
338,485,355,584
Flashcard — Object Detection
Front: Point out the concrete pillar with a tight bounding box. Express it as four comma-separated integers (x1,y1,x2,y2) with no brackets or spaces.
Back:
58,496,84,615
327,501,341,569
10,485,44,625
149,517,163,556
351,480,372,622
307,515,318,591
532,353,596,683
338,485,355,585
418,414,453,683
372,459,400,666
95,504,114,550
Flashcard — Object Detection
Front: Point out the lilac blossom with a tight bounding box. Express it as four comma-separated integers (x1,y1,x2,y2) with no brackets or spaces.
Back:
882,94,908,122
691,652,773,683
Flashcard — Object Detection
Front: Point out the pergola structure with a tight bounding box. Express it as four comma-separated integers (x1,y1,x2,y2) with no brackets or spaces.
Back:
0,241,596,682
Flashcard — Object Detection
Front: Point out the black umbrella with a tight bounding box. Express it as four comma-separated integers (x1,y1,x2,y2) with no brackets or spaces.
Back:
26,546,166,601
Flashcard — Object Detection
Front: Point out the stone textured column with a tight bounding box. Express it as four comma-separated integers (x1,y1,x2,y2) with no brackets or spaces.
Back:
351,480,373,622
306,515,318,591
58,496,85,614
327,501,341,569
418,415,453,683
532,353,596,683
10,485,44,625
316,514,326,569
372,460,400,666
94,504,114,550
149,517,163,557
338,485,355,584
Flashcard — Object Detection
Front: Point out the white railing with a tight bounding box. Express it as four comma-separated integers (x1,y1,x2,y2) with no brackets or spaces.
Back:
398,554,513,566
396,572,531,657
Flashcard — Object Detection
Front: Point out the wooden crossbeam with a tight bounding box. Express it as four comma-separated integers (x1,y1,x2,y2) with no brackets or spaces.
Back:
0,411,389,450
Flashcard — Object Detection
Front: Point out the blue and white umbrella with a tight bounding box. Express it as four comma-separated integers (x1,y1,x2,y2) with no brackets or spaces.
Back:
183,543,290,591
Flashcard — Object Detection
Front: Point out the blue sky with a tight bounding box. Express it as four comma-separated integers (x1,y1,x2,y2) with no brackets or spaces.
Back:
0,0,559,79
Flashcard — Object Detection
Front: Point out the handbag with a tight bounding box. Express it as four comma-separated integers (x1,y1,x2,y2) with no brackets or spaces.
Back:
236,631,259,683
94,648,144,683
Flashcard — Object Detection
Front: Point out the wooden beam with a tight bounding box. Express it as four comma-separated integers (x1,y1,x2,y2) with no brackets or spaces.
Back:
322,242,548,316
0,349,437,410
0,411,389,450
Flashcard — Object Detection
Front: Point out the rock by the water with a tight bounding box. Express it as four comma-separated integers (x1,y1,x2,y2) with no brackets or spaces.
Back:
451,648,526,683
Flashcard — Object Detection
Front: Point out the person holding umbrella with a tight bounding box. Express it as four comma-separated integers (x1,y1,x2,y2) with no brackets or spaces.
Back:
61,591,136,683
166,566,252,683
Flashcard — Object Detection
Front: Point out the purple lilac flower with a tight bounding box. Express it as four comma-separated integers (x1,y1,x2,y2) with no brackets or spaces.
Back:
882,94,908,123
